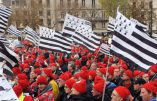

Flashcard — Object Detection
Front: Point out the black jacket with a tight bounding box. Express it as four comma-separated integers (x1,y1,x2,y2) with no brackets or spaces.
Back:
56,86,67,101
67,94,93,101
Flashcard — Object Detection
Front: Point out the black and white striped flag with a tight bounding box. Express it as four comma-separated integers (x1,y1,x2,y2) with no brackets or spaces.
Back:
0,6,12,33
7,25,21,36
99,43,110,55
107,16,115,32
0,42,19,76
39,26,72,53
23,26,39,45
110,11,157,71
0,35,10,46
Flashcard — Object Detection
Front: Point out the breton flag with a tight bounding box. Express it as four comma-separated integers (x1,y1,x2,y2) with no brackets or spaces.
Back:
0,35,10,46
99,43,110,55
0,42,19,76
23,26,40,45
130,17,148,32
110,11,157,71
107,16,116,32
7,25,21,36
39,26,72,53
74,22,101,51
0,6,12,33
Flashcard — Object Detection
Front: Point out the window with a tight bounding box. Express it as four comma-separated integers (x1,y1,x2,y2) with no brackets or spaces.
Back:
47,10,51,16
102,22,105,28
12,1,15,5
67,0,71,7
75,0,78,7
39,0,42,4
75,12,78,17
82,11,86,17
82,0,85,7
92,11,95,18
61,12,64,19
23,0,26,6
102,11,105,18
39,19,43,25
47,19,51,26
39,11,43,16
16,0,19,6
24,11,27,15
92,0,95,7
47,0,50,7
60,0,63,6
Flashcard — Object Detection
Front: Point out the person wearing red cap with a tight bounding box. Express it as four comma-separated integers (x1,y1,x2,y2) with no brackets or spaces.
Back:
88,70,96,82
140,81,157,101
34,76,54,101
69,80,90,101
13,85,33,101
56,73,70,101
96,68,106,77
18,79,31,95
63,79,76,101
111,86,133,101
140,72,150,83
149,64,157,80
90,62,98,71
86,60,92,69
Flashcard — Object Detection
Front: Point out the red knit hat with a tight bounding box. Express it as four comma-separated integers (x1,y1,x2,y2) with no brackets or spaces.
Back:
57,58,63,65
124,70,133,79
86,60,92,65
37,76,48,85
17,73,28,80
43,68,52,77
98,68,106,75
79,70,89,80
118,59,126,65
18,79,30,90
121,64,128,70
93,82,104,93
59,73,70,81
88,70,96,79
114,86,131,100
22,63,29,69
103,55,108,62
108,66,115,76
73,73,80,79
94,76,104,85
150,64,157,73
34,68,42,75
81,66,88,71
65,79,76,89
73,80,86,94
142,81,157,94
134,70,141,77
74,59,81,66
49,63,57,67
13,85,22,97
12,67,21,76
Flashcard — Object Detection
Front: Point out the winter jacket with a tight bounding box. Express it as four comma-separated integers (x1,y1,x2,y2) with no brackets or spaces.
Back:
49,80,59,99
56,86,67,101
67,94,92,101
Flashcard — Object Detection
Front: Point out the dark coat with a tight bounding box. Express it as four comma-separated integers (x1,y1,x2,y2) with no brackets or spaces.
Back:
67,94,93,101
56,86,67,101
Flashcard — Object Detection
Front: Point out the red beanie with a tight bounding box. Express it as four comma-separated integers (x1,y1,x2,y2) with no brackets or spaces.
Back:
79,70,89,80
34,68,42,75
134,70,141,77
73,73,80,79
93,82,104,93
17,73,28,80
59,73,70,81
65,79,76,89
13,85,22,97
142,81,157,94
94,76,104,85
103,55,108,62
74,59,81,66
114,86,131,100
108,66,115,76
86,60,92,65
73,80,86,94
18,79,30,90
81,66,88,71
49,63,57,67
57,58,63,65
98,68,106,75
81,55,87,61
43,68,52,77
121,64,128,70
88,70,96,79
118,59,126,65
124,70,133,79
150,64,157,73
12,67,21,76
37,76,48,85
22,63,29,69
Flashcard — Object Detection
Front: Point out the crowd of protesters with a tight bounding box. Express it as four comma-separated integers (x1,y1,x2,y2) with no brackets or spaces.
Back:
6,38,157,101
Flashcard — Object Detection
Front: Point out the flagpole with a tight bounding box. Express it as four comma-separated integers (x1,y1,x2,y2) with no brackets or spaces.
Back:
0,60,6,75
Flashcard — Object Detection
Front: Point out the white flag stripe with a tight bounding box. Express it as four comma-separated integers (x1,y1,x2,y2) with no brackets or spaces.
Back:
111,45,150,70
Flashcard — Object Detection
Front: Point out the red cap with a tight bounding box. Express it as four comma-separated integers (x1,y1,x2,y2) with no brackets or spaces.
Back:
74,59,81,66
142,81,157,94
79,70,89,80
37,76,48,85
93,82,104,93
57,58,63,65
22,63,29,69
13,85,22,97
98,68,106,75
134,70,141,77
81,66,88,71
150,64,157,73
49,63,57,67
43,68,52,77
118,59,126,65
34,68,42,75
114,86,131,100
73,73,80,79
81,55,87,61
59,73,70,81
34,61,41,67
108,66,115,76
17,73,28,80
65,79,76,89
94,76,104,85
86,60,92,65
103,55,108,62
18,79,30,90
73,80,86,94
12,67,21,76
124,70,133,79
88,70,96,79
